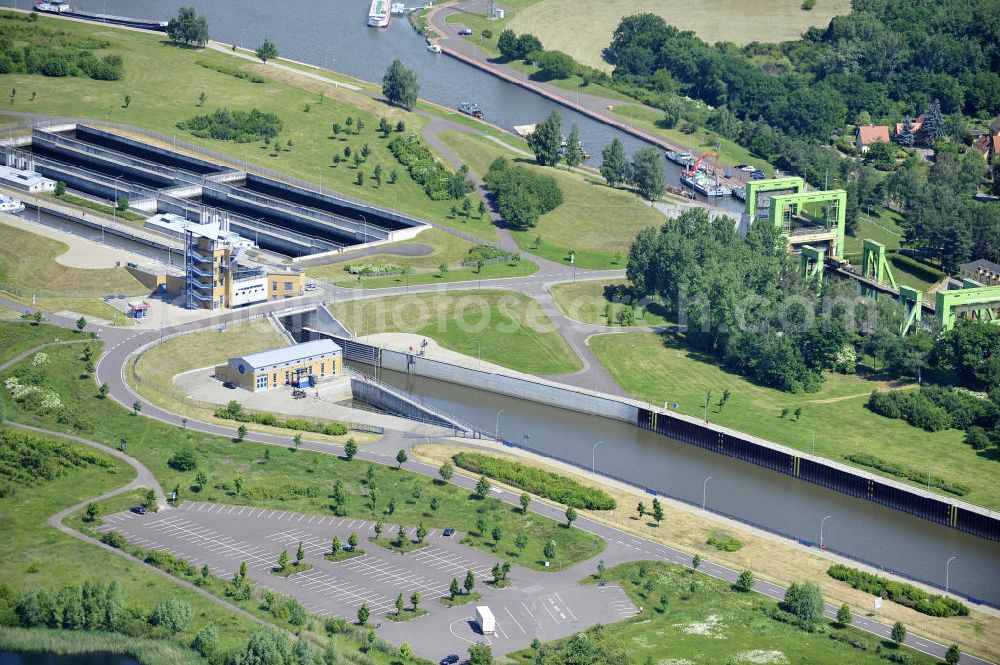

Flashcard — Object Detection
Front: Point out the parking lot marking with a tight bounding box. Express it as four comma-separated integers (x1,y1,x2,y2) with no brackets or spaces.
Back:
554,592,577,621
504,607,526,633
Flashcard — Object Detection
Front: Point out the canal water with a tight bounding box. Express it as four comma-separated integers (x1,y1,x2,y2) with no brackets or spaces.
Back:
364,364,1000,606
2,0,744,213
0,653,139,665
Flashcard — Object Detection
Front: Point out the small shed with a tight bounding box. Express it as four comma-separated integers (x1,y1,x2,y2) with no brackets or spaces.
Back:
128,301,150,319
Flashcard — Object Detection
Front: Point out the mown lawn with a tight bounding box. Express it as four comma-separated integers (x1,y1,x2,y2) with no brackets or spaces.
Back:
329,290,583,375
550,278,673,327
0,326,600,570
0,13,494,240
438,131,663,269
589,332,999,509
507,561,939,665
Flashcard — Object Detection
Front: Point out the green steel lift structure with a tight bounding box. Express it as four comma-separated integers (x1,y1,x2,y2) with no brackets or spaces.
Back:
935,280,1000,331
744,176,806,218
768,189,847,258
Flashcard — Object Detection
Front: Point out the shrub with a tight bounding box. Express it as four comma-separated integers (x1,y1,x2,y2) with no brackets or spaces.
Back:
167,447,197,471
482,157,563,229
388,133,467,200
888,253,946,284
867,390,952,431
213,403,347,436
100,531,127,549
452,452,615,510
827,564,968,617
707,533,743,552
177,108,282,143
149,598,192,632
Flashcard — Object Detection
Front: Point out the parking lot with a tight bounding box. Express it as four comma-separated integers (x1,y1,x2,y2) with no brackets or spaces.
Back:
98,501,638,659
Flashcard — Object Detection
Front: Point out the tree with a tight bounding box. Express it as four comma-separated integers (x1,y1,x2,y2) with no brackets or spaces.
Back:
535,50,575,80
98,383,109,399
945,644,961,665
491,526,502,546
374,520,384,540
475,476,491,498
565,507,577,528
255,38,278,63
597,559,605,578
331,535,341,555
236,424,247,442
468,642,493,665
416,523,427,543
519,493,531,514
410,591,421,610
783,582,824,625
477,200,487,218
150,598,192,633
192,622,219,659
395,449,408,468
527,111,562,166
198,91,207,107
735,569,754,592
85,503,100,523
600,139,629,187
890,621,906,646
637,502,646,520
836,603,852,626
497,29,518,60
277,549,290,571
438,263,449,277
166,7,209,47
382,59,419,111
651,498,664,525
399,643,412,662
564,124,582,168
76,316,87,331
475,516,487,536
343,439,358,460
293,433,302,450
429,496,439,512
897,115,915,147
132,400,142,416
450,578,460,599
464,570,476,594
543,539,556,561
295,541,305,565
168,448,198,472
692,554,701,571
348,532,359,550
514,533,527,555
356,603,370,626
630,147,665,200
395,593,404,615
439,461,453,482
917,100,944,146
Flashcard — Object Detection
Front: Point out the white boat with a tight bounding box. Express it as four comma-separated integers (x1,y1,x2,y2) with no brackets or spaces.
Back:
680,172,731,197
0,194,26,214
513,124,536,138
367,0,390,27
390,2,406,14
427,43,441,53
33,1,71,13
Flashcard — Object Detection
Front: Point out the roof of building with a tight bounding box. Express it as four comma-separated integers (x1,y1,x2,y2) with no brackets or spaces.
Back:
857,125,890,145
895,114,925,135
961,258,1000,274
146,212,249,244
0,164,52,187
236,339,341,370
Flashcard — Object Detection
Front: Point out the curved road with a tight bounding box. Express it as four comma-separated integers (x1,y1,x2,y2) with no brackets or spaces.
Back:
0,298,984,663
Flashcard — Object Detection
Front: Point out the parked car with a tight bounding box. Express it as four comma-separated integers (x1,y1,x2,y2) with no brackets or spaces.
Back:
305,282,318,291
751,171,768,179
457,27,473,35
439,656,460,665
292,389,307,399
741,165,757,172
130,505,146,515
733,164,749,169
442,528,455,537
222,381,237,389
598,581,608,587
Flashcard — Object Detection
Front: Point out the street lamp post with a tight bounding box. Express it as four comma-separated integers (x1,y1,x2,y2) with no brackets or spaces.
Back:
820,515,832,549
702,476,713,511
592,441,603,475
494,409,504,441
946,556,957,594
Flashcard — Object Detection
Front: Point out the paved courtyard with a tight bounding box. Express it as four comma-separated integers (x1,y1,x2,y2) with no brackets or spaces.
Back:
98,502,639,659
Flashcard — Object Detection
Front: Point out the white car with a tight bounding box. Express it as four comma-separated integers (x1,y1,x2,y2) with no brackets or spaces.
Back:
741,165,757,172
304,282,317,291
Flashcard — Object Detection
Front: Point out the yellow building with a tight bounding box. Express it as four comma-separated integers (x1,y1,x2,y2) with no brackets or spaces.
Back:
215,339,343,392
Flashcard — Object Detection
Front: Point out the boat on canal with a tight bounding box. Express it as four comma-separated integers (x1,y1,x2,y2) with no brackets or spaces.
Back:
0,194,25,214
33,1,167,31
458,102,483,118
666,149,694,167
367,0,390,27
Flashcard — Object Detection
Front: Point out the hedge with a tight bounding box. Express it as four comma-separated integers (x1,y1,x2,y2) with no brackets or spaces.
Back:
214,401,347,436
867,390,951,431
451,452,616,510
842,452,969,496
888,253,946,284
827,564,968,617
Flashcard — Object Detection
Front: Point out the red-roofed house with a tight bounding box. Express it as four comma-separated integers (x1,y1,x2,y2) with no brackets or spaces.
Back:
895,114,925,136
856,125,890,154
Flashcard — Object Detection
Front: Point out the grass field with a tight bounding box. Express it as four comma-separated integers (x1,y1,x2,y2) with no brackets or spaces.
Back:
589,332,999,509
842,209,942,298
0,14,494,240
413,443,999,661
0,326,600,571
0,429,262,656
607,103,773,173
508,561,940,665
508,0,852,71
549,279,673,327
0,627,205,665
437,131,663,269
306,227,539,288
329,290,583,375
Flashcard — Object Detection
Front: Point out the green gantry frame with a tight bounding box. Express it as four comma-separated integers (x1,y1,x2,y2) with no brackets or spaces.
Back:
768,189,847,258
862,239,897,289
744,176,806,218
935,283,1000,331
800,245,825,286
898,285,923,335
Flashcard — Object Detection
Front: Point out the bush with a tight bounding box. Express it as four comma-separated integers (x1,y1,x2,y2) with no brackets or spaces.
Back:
483,157,563,229
827,564,968,617
888,253,946,284
782,581,824,626
452,452,615,510
213,402,347,436
148,598,192,633
707,533,743,552
177,108,282,143
100,531,127,549
167,447,197,472
866,390,952,431
388,133,466,200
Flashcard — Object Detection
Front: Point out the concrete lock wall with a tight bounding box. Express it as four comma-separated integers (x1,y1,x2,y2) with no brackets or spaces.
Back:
350,378,465,430
75,126,230,176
